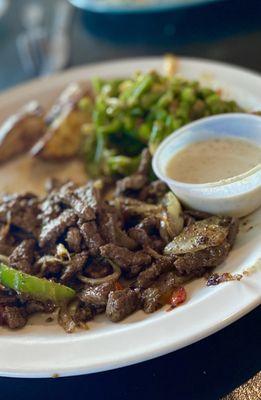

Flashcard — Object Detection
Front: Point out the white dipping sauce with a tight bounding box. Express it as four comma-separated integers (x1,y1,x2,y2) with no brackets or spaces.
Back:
166,137,261,184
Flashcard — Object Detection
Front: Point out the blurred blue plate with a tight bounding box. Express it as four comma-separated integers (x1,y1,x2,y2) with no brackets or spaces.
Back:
69,0,261,44
69,0,218,14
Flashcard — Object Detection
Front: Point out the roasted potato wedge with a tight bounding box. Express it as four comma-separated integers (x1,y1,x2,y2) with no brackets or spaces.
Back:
0,101,45,163
31,82,94,160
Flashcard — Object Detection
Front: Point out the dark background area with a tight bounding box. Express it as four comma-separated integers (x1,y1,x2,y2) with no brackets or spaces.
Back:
0,0,260,399
0,0,261,90
0,307,260,400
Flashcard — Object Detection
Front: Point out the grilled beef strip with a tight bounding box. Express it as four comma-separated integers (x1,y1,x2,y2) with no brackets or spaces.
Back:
65,226,83,253
58,182,95,221
106,288,140,322
139,180,168,203
84,258,112,279
78,220,104,257
0,305,27,329
73,303,94,324
60,251,88,282
79,281,115,314
135,255,175,289
9,239,37,274
99,205,137,250
75,181,101,214
0,193,40,236
100,243,152,277
115,149,151,197
141,271,177,313
128,216,164,251
39,209,77,248
0,223,16,256
0,166,239,331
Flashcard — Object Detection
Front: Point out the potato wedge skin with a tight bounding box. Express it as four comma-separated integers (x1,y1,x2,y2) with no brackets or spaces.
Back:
0,101,45,163
32,82,94,160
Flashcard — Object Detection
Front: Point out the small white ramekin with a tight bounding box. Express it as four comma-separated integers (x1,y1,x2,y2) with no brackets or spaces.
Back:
152,113,261,217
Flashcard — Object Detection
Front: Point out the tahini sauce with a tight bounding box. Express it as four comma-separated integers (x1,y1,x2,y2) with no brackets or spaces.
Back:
166,138,261,184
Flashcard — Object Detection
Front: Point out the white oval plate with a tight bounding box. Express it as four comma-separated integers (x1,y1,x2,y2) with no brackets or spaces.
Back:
0,57,260,378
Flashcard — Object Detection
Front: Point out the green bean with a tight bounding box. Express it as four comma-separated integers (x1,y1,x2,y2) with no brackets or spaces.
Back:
149,121,166,154
181,87,196,104
122,74,153,105
107,155,140,176
138,122,152,143
85,70,243,177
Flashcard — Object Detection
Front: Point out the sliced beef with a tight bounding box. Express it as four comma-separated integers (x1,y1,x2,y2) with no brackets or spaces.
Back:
84,259,112,279
141,287,161,314
128,216,163,251
79,281,115,311
139,180,167,203
60,251,88,282
0,193,40,236
0,224,16,256
58,183,95,222
141,271,177,313
75,181,101,214
73,303,93,324
25,300,55,315
36,255,62,278
63,194,94,221
0,289,17,305
99,207,137,250
106,288,140,322
39,191,62,226
128,226,151,247
39,182,76,226
98,209,119,243
39,209,77,248
0,306,27,329
115,149,151,196
135,256,175,289
100,243,151,277
65,227,83,253
0,242,15,257
118,198,161,222
116,174,147,197
79,220,104,256
9,239,37,274
174,242,230,276
0,159,239,330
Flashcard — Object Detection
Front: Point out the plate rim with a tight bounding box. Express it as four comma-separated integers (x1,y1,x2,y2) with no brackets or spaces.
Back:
1,55,261,101
0,56,260,378
68,0,219,14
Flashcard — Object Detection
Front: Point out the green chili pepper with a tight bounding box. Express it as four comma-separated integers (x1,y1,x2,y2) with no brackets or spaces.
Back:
0,263,75,304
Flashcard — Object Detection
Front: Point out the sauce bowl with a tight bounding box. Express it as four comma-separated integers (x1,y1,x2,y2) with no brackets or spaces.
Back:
152,113,261,217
